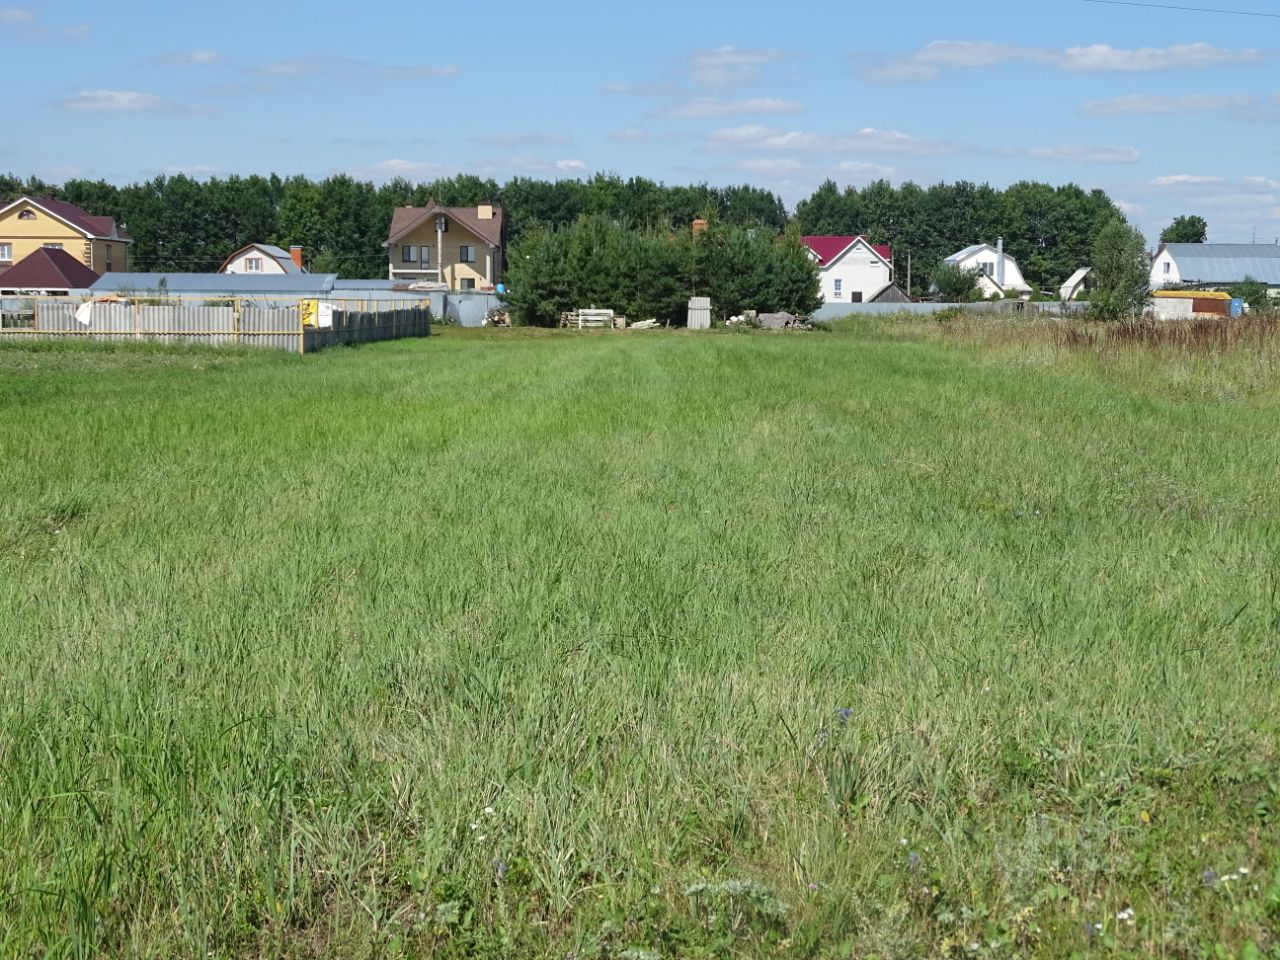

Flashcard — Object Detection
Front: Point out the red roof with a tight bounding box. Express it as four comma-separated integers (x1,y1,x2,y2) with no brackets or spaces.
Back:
802,235,892,267
0,247,101,290
3,196,130,241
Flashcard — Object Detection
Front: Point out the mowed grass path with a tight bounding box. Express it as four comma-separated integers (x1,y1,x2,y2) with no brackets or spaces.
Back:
1,326,1277,959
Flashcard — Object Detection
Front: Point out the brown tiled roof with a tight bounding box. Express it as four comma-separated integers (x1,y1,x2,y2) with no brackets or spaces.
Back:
0,247,101,290
387,202,504,248
2,196,130,241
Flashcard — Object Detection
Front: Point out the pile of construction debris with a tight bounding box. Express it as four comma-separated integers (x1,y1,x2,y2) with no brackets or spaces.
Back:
725,310,813,331
758,311,813,331
482,307,511,328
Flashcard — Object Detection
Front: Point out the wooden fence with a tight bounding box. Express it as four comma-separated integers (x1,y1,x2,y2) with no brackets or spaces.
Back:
0,297,431,353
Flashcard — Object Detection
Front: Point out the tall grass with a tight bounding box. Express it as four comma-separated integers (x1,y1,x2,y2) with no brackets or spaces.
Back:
1,327,1278,958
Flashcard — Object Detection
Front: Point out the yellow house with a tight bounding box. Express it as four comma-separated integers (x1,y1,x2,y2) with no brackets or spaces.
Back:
0,196,132,277
385,202,503,291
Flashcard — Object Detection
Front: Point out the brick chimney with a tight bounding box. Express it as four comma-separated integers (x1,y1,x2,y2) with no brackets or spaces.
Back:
477,204,494,220
289,245,303,269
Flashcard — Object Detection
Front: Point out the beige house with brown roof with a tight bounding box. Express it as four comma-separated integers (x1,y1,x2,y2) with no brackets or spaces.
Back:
385,202,504,291
0,196,131,278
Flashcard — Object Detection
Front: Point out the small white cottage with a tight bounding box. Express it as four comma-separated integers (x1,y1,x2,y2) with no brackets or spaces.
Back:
219,243,305,275
944,242,1032,298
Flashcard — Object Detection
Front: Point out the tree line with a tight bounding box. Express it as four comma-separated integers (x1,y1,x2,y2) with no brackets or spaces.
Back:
0,172,786,278
3,170,1179,298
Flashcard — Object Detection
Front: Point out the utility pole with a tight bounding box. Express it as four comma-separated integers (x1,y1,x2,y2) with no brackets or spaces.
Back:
907,251,912,300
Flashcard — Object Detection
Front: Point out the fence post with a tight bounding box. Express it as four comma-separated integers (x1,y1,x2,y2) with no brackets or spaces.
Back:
298,300,305,355
233,297,241,345
133,299,141,341
33,297,40,333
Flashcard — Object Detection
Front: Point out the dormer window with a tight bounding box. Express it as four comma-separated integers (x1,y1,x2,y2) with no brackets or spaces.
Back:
18,210,36,220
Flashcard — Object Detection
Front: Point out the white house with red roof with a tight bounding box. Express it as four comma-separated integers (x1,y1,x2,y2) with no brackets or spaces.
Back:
801,236,896,305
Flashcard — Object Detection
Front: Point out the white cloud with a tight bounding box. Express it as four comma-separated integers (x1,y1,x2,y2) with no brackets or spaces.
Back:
1080,94,1244,116
611,127,650,143
709,125,962,156
1062,43,1260,72
1028,144,1142,164
665,97,803,118
158,50,225,65
735,158,806,176
1150,174,1224,186
262,56,458,79
470,132,569,147
59,90,176,112
0,6,33,24
871,41,1050,81
866,40,1263,81
833,160,896,179
1115,200,1145,217
355,158,460,180
163,164,220,177
555,159,587,172
602,81,679,97
690,46,784,87
62,24,88,38
1244,176,1280,190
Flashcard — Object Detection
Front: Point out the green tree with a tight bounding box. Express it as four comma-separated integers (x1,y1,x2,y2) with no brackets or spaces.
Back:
931,261,982,302
1160,215,1207,245
1089,219,1150,321
1231,276,1269,311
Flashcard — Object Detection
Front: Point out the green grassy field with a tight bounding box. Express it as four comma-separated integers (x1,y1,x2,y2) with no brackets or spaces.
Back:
1,320,1278,959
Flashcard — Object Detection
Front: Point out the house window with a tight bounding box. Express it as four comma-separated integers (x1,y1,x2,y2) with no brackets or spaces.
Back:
833,278,843,298
459,245,476,263
401,244,416,263
460,278,476,291
980,261,995,277
44,243,63,251
245,257,263,272
0,243,10,262
420,246,430,267
18,210,35,220
1163,262,1171,275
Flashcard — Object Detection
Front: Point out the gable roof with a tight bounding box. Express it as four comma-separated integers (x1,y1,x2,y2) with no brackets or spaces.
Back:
1162,243,1280,285
218,243,304,274
946,243,1004,263
1060,267,1091,300
0,196,131,241
802,236,892,268
0,247,100,290
387,202,504,248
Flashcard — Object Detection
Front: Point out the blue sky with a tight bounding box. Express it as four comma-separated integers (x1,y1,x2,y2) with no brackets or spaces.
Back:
4,0,1279,244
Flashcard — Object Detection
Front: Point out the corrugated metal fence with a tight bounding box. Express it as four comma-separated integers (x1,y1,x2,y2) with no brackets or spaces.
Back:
0,297,430,353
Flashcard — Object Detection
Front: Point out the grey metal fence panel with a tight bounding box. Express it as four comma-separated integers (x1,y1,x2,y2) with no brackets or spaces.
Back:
0,297,427,351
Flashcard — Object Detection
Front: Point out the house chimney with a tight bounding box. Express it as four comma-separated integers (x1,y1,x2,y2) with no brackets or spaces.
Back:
290,245,303,269
692,218,709,237
477,204,494,220
996,236,1005,288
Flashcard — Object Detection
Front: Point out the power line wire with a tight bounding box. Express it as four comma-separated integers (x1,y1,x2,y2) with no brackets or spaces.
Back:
1081,0,1280,18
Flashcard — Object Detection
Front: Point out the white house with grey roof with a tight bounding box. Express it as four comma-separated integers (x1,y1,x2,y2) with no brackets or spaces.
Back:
219,243,306,275
943,242,1032,298
1151,243,1280,292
